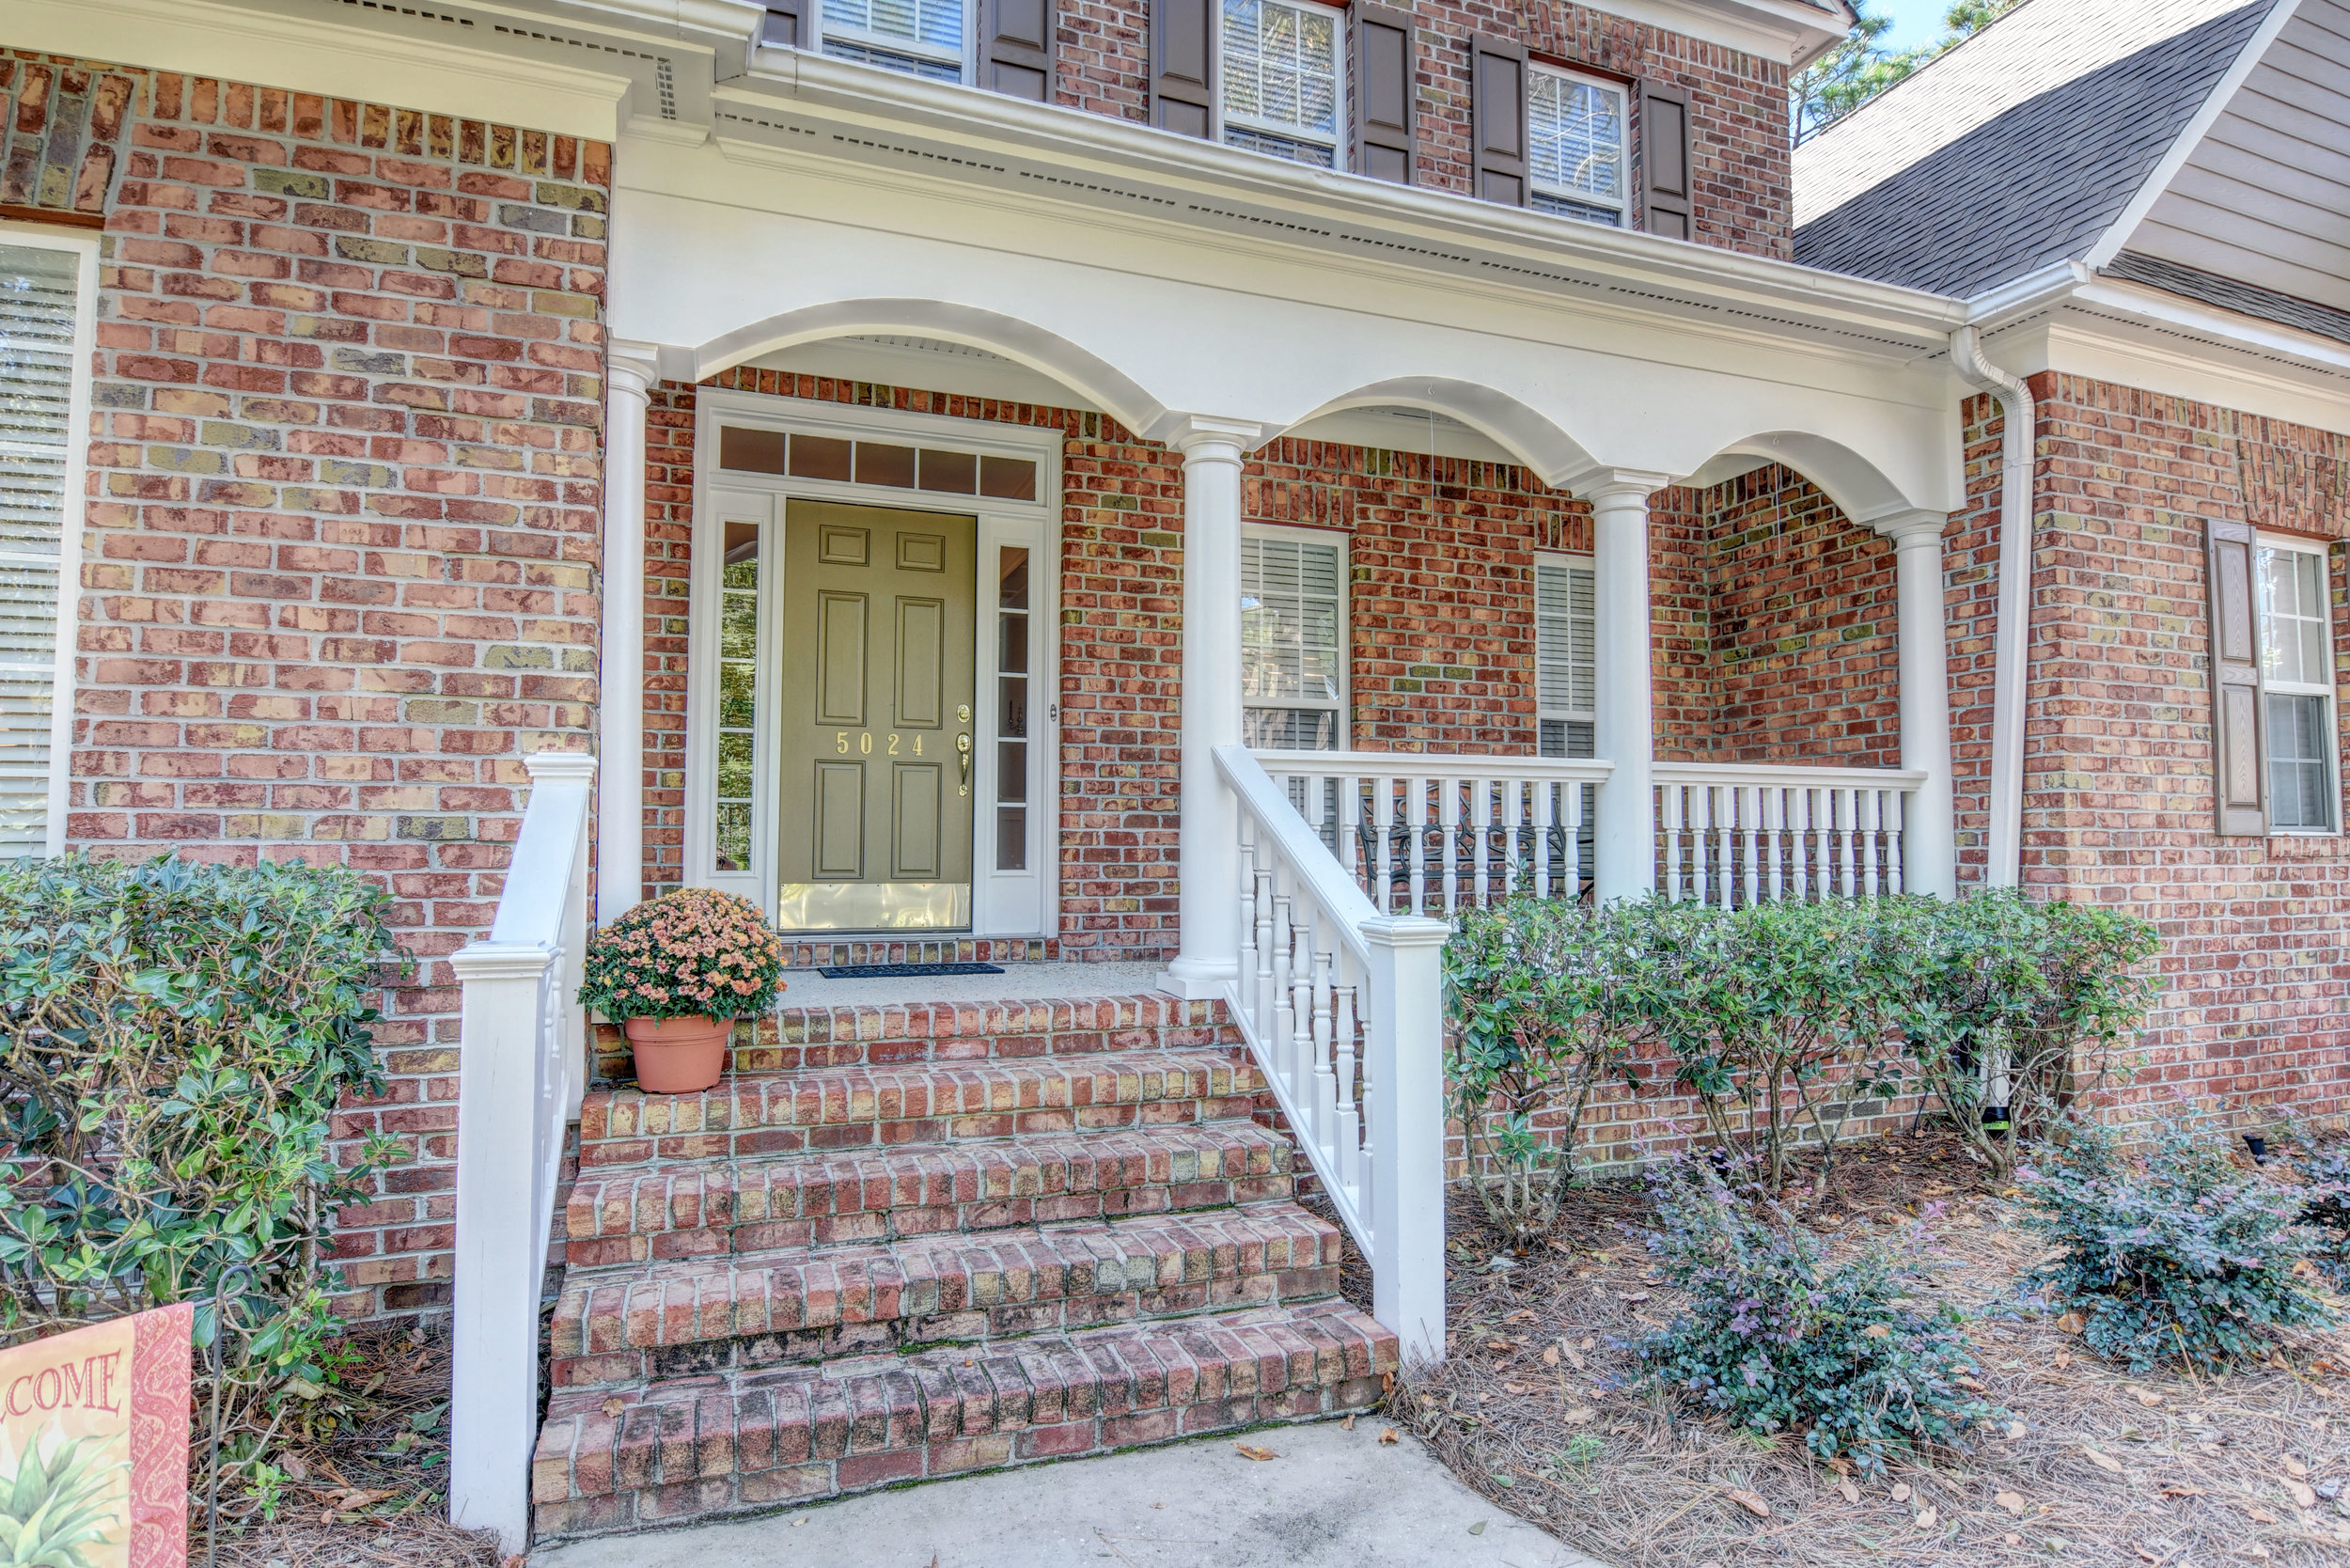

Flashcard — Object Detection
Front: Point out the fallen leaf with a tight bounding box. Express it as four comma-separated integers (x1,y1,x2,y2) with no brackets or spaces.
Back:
1862,1325,1892,1339
1506,1309,1539,1324
2004,1534,2023,1547
2083,1448,2125,1474
1727,1488,1772,1518
2248,1546,2272,1560
1619,1292,1651,1304
2006,1420,2029,1440
2287,1480,2318,1509
1379,1428,1399,1446
2135,1549,2161,1563
279,1453,309,1482
1485,1340,1512,1353
2160,1483,2204,1499
1916,1507,1939,1529
791,1516,809,1528
603,1397,626,1418
330,1488,396,1511
1541,1345,1560,1367
1561,1406,1595,1426
2285,1456,2310,1479
1561,1342,1588,1370
1997,1491,2029,1516
1341,1414,1355,1431
2135,1388,2164,1407
1467,1521,1487,1536
1234,1444,1278,1462
2054,1352,2074,1371
1502,1382,1531,1394
1891,1482,1912,1503
1827,1455,1853,1478
1839,1480,1860,1504
2056,1311,2086,1335
1579,1336,1596,1350
2238,1502,2279,1524
1957,1375,1988,1392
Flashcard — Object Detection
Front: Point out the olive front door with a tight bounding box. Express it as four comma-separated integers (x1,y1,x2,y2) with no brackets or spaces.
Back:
775,501,978,931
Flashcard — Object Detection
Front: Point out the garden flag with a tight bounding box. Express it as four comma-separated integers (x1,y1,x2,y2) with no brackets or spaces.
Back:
0,1303,193,1568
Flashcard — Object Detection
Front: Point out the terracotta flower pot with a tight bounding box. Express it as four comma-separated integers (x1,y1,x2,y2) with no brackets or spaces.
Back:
623,1013,732,1093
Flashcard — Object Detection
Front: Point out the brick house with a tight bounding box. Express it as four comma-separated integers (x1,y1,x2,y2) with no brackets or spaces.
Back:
2,0,2346,1546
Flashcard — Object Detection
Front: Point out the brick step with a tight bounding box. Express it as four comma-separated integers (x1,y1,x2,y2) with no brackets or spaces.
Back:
733,993,1237,1074
548,1203,1341,1390
561,1121,1299,1267
531,1300,1396,1540
576,1049,1265,1168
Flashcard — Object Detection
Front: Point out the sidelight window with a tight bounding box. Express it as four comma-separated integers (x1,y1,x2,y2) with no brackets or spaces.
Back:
1219,0,1343,167
2259,537,2338,832
1528,66,1626,227
995,545,1031,870
1241,527,1345,749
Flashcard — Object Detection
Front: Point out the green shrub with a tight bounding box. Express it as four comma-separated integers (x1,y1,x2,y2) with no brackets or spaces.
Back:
1630,1159,1998,1473
2016,1115,2334,1371
1616,896,1906,1194
0,855,404,1428
579,886,788,1022
1444,900,1643,1243
1883,890,2158,1180
2280,1130,2350,1291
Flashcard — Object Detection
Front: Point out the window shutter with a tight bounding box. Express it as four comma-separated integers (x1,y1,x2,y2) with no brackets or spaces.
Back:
1351,3,1414,184
1638,81,1691,240
1151,0,1215,138
1469,35,1527,206
760,0,800,47
2206,518,2268,837
0,246,76,860
979,0,1055,101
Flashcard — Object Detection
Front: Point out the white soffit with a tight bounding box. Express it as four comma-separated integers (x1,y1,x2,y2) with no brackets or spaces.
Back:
749,335,1089,408
2122,0,2350,315
1281,407,1516,463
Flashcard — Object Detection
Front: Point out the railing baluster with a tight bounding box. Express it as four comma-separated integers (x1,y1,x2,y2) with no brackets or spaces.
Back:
1662,783,1683,900
1469,776,1491,908
1255,870,1277,1034
1310,948,1336,1155
1236,838,1260,1029
1407,777,1429,916
1888,789,1906,896
1334,968,1360,1200
1741,785,1760,909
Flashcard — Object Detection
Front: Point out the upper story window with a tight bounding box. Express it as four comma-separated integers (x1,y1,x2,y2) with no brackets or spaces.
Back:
1528,66,1625,227
2259,537,2337,832
0,233,89,861
1534,556,1595,759
818,0,967,82
1220,0,1343,168
1242,526,1345,749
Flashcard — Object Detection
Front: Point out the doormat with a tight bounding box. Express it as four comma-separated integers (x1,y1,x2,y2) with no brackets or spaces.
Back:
814,962,1007,979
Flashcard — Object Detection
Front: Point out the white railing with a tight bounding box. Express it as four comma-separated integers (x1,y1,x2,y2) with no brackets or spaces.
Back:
1653,761,1925,907
1218,745,1449,1362
449,751,597,1554
1252,749,1615,917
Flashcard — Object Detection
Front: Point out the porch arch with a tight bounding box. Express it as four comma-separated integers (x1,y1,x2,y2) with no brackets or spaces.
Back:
1270,377,1601,487
691,299,1168,439
1687,430,1922,527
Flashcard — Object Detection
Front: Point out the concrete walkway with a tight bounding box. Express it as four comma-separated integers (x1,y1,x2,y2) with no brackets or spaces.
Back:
533,1419,1605,1568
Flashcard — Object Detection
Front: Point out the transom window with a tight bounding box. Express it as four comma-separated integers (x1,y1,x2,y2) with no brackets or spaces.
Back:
1220,0,1343,168
818,0,966,81
2259,537,2338,832
1242,527,1345,750
1528,67,1626,227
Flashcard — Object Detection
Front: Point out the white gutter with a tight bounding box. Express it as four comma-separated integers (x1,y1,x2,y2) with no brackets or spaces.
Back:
1949,325,2036,888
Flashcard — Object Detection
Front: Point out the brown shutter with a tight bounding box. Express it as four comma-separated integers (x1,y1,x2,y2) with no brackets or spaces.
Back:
2206,518,2268,837
1469,35,1527,206
979,0,1055,100
1352,3,1414,184
761,0,799,47
1151,0,1215,138
1638,82,1691,240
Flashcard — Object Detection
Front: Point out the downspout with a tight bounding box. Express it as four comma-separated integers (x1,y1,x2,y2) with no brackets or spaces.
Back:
1949,326,2034,888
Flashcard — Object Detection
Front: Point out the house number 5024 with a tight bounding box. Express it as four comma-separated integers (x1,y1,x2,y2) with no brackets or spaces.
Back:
834,731,921,756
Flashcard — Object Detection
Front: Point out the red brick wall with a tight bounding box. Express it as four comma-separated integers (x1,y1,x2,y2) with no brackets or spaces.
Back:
1989,373,2350,1126
1048,1,1793,259
55,50,610,1317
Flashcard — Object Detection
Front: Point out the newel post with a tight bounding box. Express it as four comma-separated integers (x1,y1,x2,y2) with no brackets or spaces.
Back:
1364,914,1451,1365
448,940,557,1553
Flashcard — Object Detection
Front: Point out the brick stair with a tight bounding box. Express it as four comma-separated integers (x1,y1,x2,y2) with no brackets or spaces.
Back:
532,989,1395,1542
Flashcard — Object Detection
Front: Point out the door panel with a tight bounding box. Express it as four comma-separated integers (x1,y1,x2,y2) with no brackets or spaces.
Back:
776,501,977,931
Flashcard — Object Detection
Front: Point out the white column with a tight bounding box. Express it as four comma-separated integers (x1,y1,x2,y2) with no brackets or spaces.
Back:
597,343,656,922
1578,471,1669,901
1158,416,1265,1000
1876,510,1958,898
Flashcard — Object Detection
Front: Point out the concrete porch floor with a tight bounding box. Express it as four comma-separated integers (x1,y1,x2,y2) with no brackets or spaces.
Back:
530,1419,1602,1568
776,960,1170,1010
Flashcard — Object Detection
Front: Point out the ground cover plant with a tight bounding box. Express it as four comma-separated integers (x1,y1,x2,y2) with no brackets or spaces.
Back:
1629,1157,1998,1473
2017,1115,2336,1372
0,855,421,1534
1383,1129,2350,1568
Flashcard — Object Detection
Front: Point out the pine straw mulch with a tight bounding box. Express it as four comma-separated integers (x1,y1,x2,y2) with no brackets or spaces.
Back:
193,1321,506,1568
1372,1127,2350,1568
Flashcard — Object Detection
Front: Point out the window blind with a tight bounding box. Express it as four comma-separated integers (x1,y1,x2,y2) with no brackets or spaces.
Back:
1528,71,1624,227
1220,0,1340,166
1535,559,1594,760
0,244,75,860
1242,532,1342,750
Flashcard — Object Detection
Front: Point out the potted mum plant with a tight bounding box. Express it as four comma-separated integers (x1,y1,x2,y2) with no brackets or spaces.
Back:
579,887,789,1092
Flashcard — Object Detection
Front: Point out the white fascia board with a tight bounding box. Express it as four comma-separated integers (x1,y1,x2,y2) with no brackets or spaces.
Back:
1569,0,1849,66
0,0,634,140
720,52,1968,354
2081,0,2303,270
1963,260,2092,334
2072,276,2350,382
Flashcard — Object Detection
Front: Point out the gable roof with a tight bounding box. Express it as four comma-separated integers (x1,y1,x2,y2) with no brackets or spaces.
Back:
1792,0,2276,297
